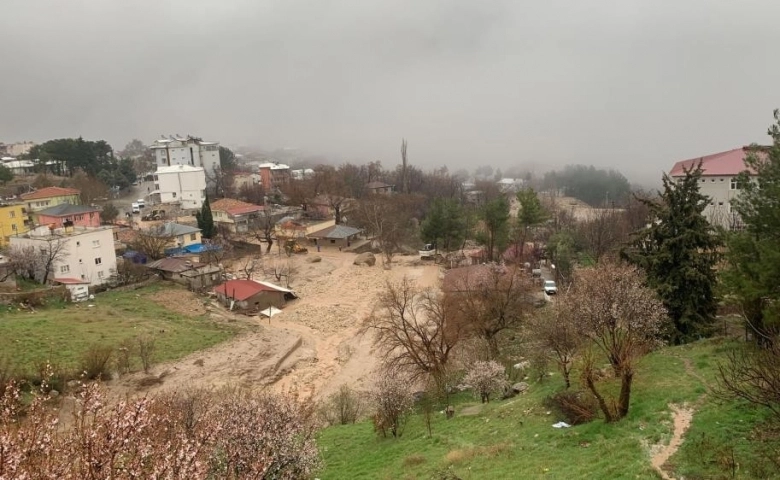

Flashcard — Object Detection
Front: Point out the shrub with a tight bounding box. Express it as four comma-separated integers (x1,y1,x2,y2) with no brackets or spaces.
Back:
543,390,598,425
370,367,414,438
320,384,363,426
137,335,156,373
115,338,134,375
0,380,321,479
80,343,114,380
463,360,509,403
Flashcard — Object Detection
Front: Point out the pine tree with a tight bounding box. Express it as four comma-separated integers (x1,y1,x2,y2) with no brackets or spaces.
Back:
623,165,722,344
722,111,780,341
196,196,216,239
420,198,466,252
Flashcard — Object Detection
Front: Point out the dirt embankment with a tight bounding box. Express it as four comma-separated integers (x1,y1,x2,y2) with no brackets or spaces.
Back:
114,251,441,400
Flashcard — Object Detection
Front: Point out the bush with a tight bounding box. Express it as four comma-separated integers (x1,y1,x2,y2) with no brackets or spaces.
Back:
0,381,321,478
543,390,598,425
320,385,363,426
463,361,509,403
80,344,114,380
137,335,156,374
370,368,414,438
115,338,134,375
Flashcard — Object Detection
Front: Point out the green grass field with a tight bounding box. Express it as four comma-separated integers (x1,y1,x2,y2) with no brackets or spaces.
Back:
0,284,238,377
317,339,780,479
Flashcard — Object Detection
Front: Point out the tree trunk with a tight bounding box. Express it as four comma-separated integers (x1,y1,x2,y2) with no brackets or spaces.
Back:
486,334,500,360
616,371,633,420
584,371,614,423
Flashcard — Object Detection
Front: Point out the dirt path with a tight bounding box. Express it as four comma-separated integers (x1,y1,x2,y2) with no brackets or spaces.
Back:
650,355,711,479
651,404,695,480
114,251,441,400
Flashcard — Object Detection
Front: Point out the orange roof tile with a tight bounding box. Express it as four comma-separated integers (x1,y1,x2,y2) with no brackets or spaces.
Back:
21,186,80,201
210,198,264,216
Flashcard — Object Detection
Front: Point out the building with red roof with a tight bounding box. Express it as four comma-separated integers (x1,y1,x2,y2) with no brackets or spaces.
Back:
213,278,296,311
210,198,265,233
20,186,81,212
669,146,766,230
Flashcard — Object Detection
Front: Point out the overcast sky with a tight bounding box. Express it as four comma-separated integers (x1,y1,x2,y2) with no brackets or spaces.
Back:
2,0,779,185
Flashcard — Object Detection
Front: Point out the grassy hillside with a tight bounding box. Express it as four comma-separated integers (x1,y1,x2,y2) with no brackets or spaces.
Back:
317,339,780,479
0,284,238,377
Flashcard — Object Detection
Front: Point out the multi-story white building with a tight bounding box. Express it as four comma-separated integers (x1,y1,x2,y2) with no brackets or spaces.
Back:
150,165,207,210
669,146,764,230
150,135,220,175
10,225,117,286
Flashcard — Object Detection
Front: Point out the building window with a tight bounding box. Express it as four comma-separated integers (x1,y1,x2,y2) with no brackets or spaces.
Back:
92,239,100,247
97,271,104,279
11,224,16,231
95,257,102,265
60,265,69,273
190,233,197,241
8,210,15,218
76,241,80,247
172,192,177,198
718,201,724,206
730,178,740,190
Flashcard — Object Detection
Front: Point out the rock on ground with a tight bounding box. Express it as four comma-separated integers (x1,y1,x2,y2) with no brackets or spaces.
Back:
353,252,376,266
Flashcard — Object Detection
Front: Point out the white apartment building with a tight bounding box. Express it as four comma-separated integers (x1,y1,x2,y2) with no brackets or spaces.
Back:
669,146,763,230
150,135,220,176
151,165,207,210
10,225,117,286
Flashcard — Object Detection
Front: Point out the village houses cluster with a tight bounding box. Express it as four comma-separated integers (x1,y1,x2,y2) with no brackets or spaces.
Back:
0,134,759,306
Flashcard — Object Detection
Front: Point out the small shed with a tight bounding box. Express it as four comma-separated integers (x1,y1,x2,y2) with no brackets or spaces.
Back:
307,224,361,249
213,279,297,312
54,277,91,302
146,257,221,290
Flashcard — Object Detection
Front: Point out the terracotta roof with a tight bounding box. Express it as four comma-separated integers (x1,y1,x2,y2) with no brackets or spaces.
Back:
213,279,289,301
211,198,264,216
669,146,767,177
21,186,80,200
37,203,99,217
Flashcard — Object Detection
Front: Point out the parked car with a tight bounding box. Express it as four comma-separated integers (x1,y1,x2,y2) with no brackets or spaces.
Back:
131,202,140,214
136,198,145,208
544,280,558,295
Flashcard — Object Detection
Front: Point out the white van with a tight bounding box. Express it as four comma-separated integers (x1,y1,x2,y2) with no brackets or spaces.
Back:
131,202,140,214
136,198,145,208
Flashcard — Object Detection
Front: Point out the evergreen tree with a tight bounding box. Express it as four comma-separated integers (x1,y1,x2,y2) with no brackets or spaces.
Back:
196,196,216,239
722,111,780,341
512,188,547,261
476,197,510,262
623,165,722,344
420,198,466,252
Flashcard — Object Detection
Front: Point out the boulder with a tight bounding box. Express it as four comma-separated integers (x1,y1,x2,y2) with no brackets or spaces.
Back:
513,360,531,371
353,252,376,266
307,255,322,263
512,382,530,394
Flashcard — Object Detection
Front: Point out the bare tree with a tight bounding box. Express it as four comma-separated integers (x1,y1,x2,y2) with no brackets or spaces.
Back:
131,231,174,260
69,171,109,205
446,264,537,359
363,277,465,392
33,238,68,284
577,207,627,263
717,338,780,421
264,256,297,288
237,183,266,205
564,262,666,422
206,165,235,199
352,194,420,267
4,245,39,281
400,139,409,194
530,304,581,389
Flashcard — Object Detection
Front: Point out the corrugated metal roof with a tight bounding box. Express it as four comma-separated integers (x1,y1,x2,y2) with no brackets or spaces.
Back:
307,224,361,239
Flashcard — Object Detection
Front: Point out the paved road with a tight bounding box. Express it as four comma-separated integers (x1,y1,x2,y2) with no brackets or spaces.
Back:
112,178,155,217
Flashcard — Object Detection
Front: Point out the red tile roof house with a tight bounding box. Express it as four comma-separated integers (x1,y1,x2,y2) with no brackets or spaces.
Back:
669,146,765,230
210,198,264,234
213,279,297,312
33,203,101,229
